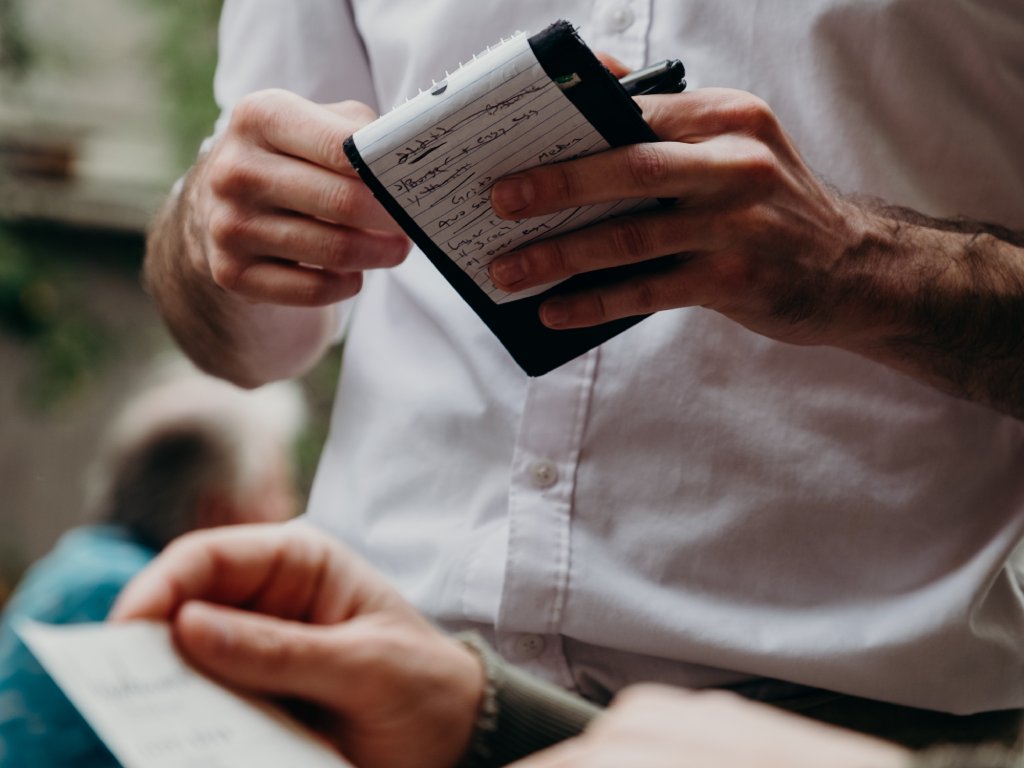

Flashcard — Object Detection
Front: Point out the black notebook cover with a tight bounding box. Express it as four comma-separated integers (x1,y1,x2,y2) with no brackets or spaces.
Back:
345,20,679,376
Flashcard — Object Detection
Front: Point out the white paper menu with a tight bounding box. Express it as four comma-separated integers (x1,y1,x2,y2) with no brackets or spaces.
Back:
18,620,351,768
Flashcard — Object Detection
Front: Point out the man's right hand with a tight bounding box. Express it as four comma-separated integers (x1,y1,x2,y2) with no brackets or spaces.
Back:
110,523,484,768
193,89,410,307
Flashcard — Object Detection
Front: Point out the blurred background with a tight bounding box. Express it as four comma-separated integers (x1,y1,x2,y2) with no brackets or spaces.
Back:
0,0,339,606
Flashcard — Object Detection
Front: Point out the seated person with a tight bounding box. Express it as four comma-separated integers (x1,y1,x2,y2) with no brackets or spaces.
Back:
111,522,1020,768
0,359,305,767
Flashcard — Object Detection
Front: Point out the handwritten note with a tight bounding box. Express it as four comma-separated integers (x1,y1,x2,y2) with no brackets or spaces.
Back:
351,32,647,303
18,620,351,768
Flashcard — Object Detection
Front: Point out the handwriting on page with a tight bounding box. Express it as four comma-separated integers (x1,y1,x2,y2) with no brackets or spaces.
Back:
18,621,351,768
353,33,646,303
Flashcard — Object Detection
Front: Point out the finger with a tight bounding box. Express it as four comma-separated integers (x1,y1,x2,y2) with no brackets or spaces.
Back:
321,100,378,123
636,87,784,143
231,91,373,176
237,521,399,623
110,524,332,621
174,601,351,709
209,212,409,274
595,52,630,78
490,135,765,218
213,257,365,306
216,152,400,232
537,256,713,329
489,208,719,292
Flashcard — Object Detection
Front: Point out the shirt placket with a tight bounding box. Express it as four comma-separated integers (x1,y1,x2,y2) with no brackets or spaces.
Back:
495,349,598,689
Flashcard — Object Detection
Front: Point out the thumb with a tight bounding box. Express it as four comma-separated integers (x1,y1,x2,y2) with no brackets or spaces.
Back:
175,600,346,708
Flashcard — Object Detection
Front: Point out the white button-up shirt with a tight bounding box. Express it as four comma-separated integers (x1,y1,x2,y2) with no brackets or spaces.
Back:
214,0,1024,713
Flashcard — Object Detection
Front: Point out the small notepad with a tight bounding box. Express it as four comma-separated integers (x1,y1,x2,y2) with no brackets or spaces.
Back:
351,31,646,304
346,21,683,376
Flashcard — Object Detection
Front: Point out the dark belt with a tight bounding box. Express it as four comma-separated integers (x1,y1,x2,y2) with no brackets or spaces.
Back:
728,679,1022,749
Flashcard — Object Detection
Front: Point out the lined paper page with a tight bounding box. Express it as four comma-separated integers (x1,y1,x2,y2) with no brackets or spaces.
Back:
19,621,351,768
352,33,647,304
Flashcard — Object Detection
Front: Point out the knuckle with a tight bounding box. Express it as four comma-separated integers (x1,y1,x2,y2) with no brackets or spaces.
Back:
207,250,247,291
337,99,377,125
739,145,781,192
161,530,203,561
609,217,652,261
315,229,351,267
586,290,610,323
624,143,669,188
550,163,584,203
319,180,358,218
207,207,251,249
713,251,755,294
230,89,285,136
386,236,411,266
732,94,779,138
251,628,301,674
374,236,409,269
627,277,659,314
305,271,362,305
338,270,364,299
534,238,572,278
315,126,350,170
208,154,264,201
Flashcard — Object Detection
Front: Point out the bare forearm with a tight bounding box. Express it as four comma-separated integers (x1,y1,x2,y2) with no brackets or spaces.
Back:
483,88,1024,419
144,161,336,389
825,204,1024,420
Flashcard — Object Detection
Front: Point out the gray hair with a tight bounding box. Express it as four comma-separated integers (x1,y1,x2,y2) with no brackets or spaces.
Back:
85,356,307,550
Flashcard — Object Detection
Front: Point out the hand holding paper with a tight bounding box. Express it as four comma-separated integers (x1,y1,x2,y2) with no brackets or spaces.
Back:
110,523,485,768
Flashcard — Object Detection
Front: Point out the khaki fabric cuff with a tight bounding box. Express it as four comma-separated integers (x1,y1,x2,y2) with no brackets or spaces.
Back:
455,632,601,768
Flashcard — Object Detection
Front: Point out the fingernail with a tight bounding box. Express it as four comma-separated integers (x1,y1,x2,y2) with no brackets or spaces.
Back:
541,299,569,328
490,257,525,288
491,177,534,216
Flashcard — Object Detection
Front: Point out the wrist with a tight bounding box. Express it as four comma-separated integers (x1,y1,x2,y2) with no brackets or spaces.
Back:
454,632,600,768
818,199,916,356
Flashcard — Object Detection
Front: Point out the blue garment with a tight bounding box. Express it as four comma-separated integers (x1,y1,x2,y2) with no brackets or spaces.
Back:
0,525,156,767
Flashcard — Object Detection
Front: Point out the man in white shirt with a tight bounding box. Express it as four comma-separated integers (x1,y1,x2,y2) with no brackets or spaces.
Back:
144,0,1024,740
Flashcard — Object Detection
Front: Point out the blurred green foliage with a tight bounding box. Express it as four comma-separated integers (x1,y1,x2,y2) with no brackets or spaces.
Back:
0,0,31,79
133,0,343,495
138,0,225,171
0,0,225,408
0,225,141,409
0,0,339,490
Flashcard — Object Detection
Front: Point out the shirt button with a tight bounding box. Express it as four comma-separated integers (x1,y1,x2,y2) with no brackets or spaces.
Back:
513,634,547,660
529,460,559,489
605,5,635,33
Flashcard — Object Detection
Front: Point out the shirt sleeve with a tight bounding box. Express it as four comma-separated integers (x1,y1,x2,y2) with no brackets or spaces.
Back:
213,0,378,135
